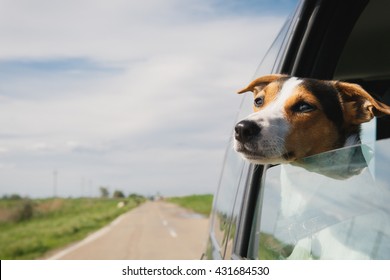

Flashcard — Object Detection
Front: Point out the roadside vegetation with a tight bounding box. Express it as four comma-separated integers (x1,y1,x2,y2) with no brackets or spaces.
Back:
166,194,213,216
0,194,145,260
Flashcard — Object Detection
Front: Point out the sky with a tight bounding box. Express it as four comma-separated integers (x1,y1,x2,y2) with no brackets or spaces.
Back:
0,0,298,198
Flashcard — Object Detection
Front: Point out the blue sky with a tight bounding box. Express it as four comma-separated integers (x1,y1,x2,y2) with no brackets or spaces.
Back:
0,0,298,198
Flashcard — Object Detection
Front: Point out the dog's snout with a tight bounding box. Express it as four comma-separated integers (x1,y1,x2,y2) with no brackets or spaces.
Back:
235,120,261,143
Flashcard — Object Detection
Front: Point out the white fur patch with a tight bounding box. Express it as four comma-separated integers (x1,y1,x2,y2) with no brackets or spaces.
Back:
241,77,303,163
248,77,302,121
271,77,303,114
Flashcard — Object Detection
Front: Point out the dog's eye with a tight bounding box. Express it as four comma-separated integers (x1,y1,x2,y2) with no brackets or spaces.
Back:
292,102,316,113
254,97,264,107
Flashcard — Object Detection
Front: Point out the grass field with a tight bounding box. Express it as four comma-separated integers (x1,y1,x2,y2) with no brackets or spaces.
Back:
0,197,144,260
166,194,213,216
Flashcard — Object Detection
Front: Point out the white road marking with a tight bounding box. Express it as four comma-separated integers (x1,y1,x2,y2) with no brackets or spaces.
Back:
157,207,178,239
168,228,178,238
160,219,178,238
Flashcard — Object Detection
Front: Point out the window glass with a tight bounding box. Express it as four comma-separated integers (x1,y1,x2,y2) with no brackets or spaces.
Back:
209,1,303,259
250,121,390,259
224,162,250,259
221,12,300,259
254,15,292,77
210,143,246,257
210,10,298,259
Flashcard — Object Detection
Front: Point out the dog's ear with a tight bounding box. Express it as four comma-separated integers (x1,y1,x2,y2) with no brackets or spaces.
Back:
334,81,390,124
237,74,287,94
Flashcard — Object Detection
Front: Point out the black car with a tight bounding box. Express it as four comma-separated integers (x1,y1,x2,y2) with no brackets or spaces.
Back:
203,0,390,260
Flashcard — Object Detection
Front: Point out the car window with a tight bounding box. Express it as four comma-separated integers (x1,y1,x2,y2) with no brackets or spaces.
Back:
223,161,250,259
249,121,390,259
254,0,301,78
209,145,247,258
254,17,291,77
208,4,302,259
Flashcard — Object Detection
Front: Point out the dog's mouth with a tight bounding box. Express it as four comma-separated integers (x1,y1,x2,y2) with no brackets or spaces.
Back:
234,140,295,164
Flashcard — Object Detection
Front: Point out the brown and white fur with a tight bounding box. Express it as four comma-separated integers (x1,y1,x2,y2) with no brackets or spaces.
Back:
235,75,390,259
234,74,390,165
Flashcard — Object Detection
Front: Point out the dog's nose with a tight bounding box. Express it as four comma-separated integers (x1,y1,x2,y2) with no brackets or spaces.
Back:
235,120,261,143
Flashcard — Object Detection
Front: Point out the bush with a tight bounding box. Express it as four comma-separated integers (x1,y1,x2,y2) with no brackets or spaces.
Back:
14,200,34,222
9,194,23,200
113,190,125,198
0,200,35,223
128,193,145,204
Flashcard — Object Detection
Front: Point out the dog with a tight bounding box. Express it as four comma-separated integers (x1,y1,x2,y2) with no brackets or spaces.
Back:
234,75,390,259
234,74,390,166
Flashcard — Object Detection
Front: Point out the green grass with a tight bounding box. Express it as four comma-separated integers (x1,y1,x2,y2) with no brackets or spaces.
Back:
166,194,213,216
0,197,144,259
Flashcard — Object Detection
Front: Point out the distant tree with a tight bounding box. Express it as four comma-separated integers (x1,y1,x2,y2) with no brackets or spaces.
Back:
9,194,22,200
128,193,143,199
99,187,109,198
113,190,125,198
128,193,145,204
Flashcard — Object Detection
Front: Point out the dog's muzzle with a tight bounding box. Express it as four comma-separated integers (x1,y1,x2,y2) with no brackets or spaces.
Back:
234,120,261,143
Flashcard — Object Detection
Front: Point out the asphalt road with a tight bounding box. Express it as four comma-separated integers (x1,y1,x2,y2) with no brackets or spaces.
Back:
46,200,209,260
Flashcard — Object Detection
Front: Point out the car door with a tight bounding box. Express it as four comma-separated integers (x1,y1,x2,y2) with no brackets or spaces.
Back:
247,0,390,259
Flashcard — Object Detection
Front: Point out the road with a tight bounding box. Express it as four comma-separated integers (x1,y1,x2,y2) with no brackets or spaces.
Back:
46,201,209,260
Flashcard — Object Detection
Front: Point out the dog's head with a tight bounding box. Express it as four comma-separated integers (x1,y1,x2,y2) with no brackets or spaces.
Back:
234,74,390,164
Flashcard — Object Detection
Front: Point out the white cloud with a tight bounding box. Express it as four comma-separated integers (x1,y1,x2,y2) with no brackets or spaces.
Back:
0,0,290,197
0,0,285,61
